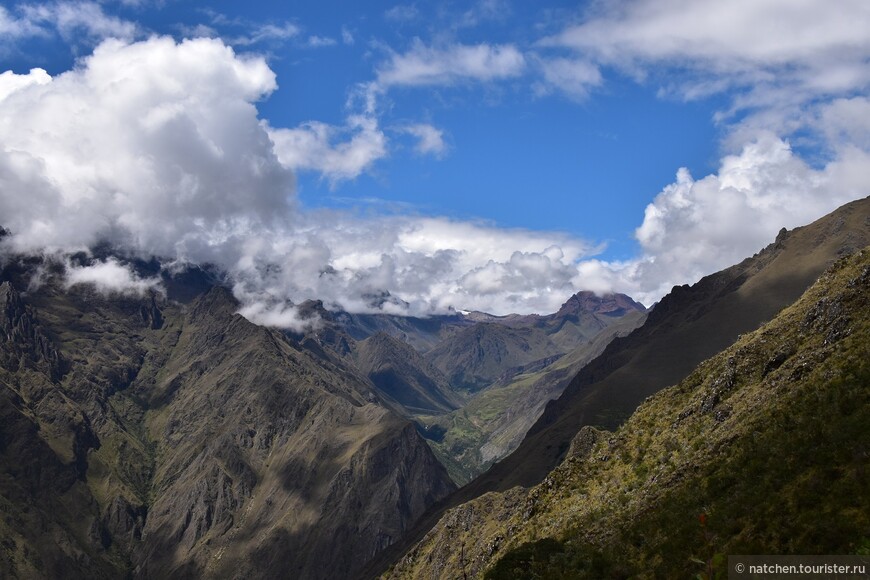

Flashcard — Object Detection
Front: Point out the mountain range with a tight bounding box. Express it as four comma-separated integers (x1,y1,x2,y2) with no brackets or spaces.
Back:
293,288,646,485
2,196,869,579
0,270,455,579
367,195,870,577
0,248,641,578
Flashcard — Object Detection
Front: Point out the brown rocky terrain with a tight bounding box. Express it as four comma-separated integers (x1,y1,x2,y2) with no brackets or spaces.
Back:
0,265,455,579
352,331,462,416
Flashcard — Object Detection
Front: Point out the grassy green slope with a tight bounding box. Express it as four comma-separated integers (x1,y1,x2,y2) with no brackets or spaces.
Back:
388,247,870,579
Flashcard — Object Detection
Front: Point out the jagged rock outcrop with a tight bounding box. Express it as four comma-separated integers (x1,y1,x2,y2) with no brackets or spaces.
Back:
0,282,63,379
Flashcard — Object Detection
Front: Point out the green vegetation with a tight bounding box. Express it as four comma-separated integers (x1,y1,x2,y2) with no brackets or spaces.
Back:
420,374,541,483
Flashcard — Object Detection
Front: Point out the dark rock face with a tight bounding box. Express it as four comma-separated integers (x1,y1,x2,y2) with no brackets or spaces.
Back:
0,282,63,379
554,291,644,319
0,274,455,579
425,323,563,393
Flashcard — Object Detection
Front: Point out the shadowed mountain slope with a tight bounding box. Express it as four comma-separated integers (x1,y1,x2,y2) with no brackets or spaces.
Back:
418,310,647,484
0,265,455,579
387,245,870,579
424,323,563,393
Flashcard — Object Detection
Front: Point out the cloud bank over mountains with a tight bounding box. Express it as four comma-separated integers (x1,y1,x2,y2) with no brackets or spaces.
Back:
0,36,593,322
0,0,868,324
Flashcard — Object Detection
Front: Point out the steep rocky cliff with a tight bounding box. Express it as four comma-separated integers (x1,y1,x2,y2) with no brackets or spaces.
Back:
353,332,462,416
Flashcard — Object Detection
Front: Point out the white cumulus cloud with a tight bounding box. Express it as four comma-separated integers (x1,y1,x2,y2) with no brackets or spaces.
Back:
0,35,601,326
577,135,870,305
0,36,287,257
268,115,387,184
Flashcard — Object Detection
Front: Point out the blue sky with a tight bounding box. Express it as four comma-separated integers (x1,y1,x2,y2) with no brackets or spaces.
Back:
1,0,724,257
1,1,868,320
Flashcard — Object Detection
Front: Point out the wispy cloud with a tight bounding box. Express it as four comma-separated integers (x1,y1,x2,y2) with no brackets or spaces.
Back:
0,5,46,40
306,35,336,48
375,39,526,88
455,0,512,29
539,0,870,122
341,26,354,45
532,56,602,100
399,123,448,157
227,21,300,46
1,1,139,47
201,12,338,51
64,257,163,296
384,4,419,23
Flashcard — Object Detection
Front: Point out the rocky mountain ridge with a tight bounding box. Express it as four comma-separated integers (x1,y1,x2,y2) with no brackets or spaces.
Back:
0,266,456,579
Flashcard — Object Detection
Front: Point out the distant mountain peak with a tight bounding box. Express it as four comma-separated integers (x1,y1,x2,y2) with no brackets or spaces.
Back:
555,291,646,319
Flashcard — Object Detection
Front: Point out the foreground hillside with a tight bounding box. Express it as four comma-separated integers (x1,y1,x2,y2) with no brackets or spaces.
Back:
0,267,455,579
388,246,870,578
